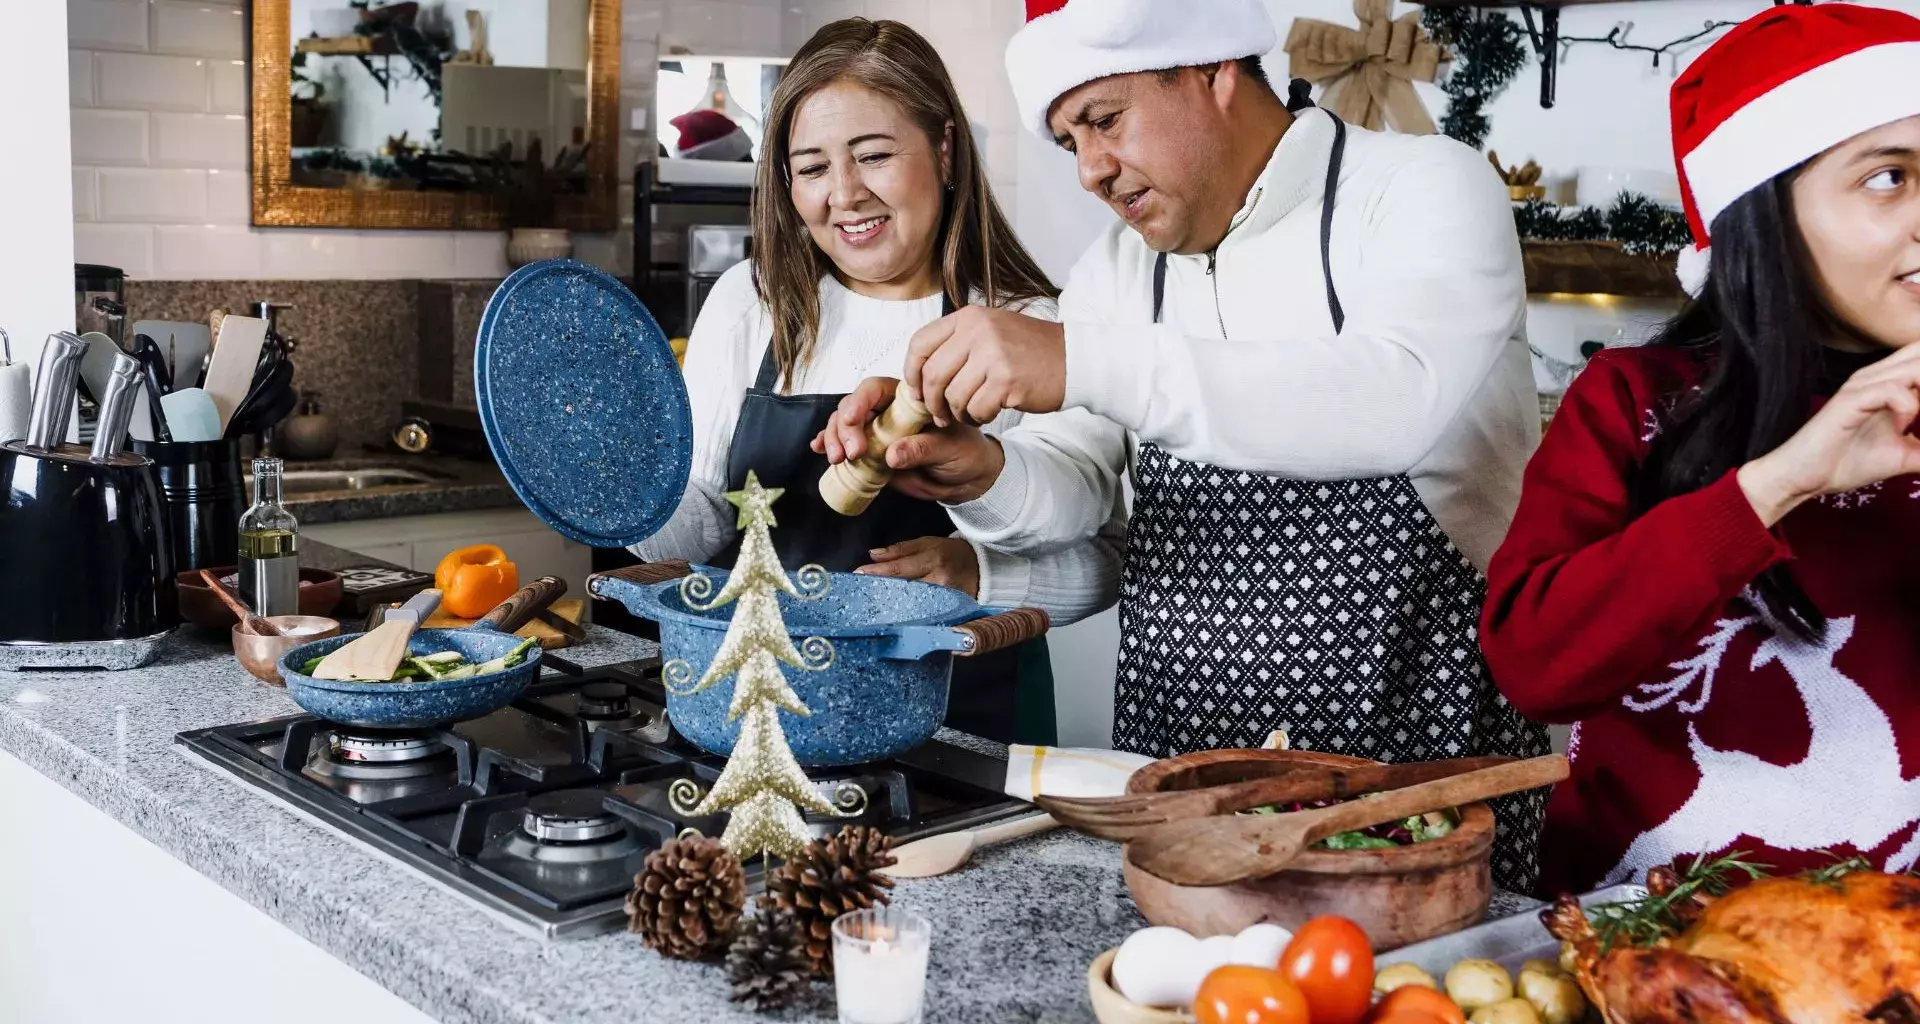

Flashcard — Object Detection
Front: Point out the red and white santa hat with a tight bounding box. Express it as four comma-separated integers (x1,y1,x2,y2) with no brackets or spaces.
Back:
671,108,752,162
1005,0,1277,140
1671,3,1920,296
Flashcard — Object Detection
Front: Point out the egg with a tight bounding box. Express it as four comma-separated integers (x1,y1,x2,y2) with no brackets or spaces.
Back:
1112,927,1202,1008
1191,934,1237,980
1229,923,1295,967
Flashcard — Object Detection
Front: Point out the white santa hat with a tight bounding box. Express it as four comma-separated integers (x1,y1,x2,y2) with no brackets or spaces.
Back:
1005,0,1277,141
1671,3,1920,297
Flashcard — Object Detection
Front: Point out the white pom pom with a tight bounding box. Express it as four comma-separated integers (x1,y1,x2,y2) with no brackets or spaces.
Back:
1067,0,1154,47
1676,244,1711,297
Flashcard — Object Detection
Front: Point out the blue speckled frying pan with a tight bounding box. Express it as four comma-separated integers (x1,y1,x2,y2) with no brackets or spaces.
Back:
474,259,692,548
276,578,565,729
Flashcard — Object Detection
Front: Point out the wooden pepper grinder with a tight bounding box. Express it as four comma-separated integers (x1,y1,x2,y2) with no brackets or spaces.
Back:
819,381,932,516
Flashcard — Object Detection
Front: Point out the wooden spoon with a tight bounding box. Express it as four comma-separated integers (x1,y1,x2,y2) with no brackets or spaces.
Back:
199,569,283,637
888,813,1058,878
1126,755,1569,887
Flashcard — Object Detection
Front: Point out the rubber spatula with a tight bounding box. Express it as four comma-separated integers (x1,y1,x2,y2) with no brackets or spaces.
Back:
310,594,439,681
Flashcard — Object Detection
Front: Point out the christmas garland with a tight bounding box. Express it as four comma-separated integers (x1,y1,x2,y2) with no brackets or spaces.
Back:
1421,7,1528,151
1514,193,1694,255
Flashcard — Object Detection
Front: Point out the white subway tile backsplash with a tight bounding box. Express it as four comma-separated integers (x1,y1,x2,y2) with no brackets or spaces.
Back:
151,1,245,58
353,231,457,277
262,231,362,278
70,51,95,107
75,223,156,278
209,59,246,113
152,112,246,167
452,232,510,279
73,169,98,222
154,224,261,278
99,167,208,222
69,0,149,51
205,168,249,223
98,52,209,112
71,108,150,165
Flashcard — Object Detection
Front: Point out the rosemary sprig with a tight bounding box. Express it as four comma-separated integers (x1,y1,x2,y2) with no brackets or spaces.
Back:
1800,853,1876,889
1586,851,1771,953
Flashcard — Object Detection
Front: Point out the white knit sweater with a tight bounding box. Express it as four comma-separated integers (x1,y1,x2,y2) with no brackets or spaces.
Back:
949,112,1537,574
632,265,1125,624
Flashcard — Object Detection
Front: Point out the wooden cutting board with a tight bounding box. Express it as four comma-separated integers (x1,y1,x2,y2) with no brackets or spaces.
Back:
421,597,585,649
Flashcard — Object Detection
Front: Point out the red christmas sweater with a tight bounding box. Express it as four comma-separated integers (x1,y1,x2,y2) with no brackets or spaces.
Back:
1482,345,1920,896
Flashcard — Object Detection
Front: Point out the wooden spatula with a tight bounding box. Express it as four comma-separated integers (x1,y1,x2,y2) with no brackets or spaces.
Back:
310,617,417,681
1126,755,1569,887
888,813,1059,878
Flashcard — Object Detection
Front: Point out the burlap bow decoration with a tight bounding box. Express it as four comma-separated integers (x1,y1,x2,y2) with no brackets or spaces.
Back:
1284,0,1442,135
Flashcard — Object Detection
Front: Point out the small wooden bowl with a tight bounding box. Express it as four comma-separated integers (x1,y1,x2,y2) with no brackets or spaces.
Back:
1122,749,1495,950
232,616,341,684
179,567,343,629
1087,948,1195,1024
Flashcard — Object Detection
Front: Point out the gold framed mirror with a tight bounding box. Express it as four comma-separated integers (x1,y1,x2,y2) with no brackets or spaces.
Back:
250,0,621,231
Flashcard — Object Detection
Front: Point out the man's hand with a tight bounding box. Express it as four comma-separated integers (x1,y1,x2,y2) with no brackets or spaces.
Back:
811,377,1008,504
905,306,1067,428
855,537,979,597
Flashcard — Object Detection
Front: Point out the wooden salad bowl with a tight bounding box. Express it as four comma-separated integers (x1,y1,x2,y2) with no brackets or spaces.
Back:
1121,749,1495,950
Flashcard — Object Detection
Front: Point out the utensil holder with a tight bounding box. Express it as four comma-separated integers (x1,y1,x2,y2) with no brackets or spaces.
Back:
132,438,245,573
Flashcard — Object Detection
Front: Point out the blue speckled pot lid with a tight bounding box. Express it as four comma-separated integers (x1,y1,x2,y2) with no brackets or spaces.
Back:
475,259,692,548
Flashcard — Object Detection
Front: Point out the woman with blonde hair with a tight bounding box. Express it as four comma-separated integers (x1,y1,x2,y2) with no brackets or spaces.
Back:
632,18,1123,744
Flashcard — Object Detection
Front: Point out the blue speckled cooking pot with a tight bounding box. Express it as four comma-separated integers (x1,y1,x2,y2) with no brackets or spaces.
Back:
589,564,1048,766
277,578,564,729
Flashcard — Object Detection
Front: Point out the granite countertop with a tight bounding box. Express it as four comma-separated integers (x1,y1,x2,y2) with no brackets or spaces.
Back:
0,542,1542,1024
276,453,519,524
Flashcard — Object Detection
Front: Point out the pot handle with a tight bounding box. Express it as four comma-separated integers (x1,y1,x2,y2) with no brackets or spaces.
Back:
883,608,1051,661
588,560,693,597
477,576,567,633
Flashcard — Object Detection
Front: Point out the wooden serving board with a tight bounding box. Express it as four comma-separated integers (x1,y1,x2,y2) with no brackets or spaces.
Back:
421,598,585,650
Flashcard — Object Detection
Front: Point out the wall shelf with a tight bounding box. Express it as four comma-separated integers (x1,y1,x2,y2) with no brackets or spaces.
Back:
1522,240,1684,299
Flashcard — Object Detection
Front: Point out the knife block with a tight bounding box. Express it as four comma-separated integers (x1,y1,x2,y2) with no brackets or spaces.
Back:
819,383,932,516
0,441,176,649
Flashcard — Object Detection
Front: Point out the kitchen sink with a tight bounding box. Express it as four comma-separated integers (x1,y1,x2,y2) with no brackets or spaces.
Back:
275,467,447,495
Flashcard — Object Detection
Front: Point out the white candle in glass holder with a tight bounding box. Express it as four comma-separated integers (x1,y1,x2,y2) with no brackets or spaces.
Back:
833,907,932,1024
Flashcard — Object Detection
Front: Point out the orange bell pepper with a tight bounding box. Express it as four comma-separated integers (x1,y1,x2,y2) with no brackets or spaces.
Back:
434,544,520,618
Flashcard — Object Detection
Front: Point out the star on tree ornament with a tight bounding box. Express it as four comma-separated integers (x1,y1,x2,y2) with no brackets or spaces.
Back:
725,471,784,530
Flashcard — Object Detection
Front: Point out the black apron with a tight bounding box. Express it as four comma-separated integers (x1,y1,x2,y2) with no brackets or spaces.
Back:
1115,100,1548,893
717,294,1056,747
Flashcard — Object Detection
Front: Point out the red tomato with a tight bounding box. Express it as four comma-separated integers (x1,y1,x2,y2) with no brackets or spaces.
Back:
1192,965,1311,1024
1278,916,1375,1024
1368,986,1466,1024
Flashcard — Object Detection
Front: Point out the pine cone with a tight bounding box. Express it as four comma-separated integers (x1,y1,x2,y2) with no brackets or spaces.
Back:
763,825,897,978
728,902,814,1012
625,835,747,960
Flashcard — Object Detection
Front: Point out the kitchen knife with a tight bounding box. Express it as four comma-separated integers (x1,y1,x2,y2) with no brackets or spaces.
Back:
88,353,142,462
26,332,88,449
534,609,587,643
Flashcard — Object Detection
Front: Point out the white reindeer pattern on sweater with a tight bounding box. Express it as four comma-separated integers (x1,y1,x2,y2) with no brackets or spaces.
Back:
1603,611,1920,883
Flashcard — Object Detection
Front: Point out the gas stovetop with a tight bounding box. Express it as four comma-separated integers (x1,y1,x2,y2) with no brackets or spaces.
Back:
177,654,1028,939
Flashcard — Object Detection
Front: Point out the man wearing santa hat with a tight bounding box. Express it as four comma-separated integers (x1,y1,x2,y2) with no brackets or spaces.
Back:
817,0,1549,887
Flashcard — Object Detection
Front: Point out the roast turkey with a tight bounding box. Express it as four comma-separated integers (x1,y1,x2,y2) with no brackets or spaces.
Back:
1543,867,1920,1024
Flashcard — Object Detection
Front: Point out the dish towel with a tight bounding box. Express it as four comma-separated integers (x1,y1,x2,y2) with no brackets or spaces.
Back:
1003,732,1292,800
1003,746,1155,801
0,361,30,443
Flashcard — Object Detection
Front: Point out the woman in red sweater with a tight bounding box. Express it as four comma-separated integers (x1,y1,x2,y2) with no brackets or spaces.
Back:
1482,2,1920,896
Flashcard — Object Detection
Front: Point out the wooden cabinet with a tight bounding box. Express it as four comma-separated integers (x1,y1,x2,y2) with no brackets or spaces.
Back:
305,509,595,619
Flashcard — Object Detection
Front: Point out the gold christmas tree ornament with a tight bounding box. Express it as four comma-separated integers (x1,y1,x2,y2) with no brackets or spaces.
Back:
664,472,859,862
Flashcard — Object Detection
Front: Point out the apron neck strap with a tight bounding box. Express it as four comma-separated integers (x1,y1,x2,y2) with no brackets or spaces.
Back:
1152,108,1347,335
751,285,960,394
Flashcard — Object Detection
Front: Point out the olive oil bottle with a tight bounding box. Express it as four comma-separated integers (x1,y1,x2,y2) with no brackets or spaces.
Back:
239,457,300,616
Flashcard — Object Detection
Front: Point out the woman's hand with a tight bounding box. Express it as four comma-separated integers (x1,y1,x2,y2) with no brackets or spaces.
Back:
1738,342,1920,526
854,537,980,597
